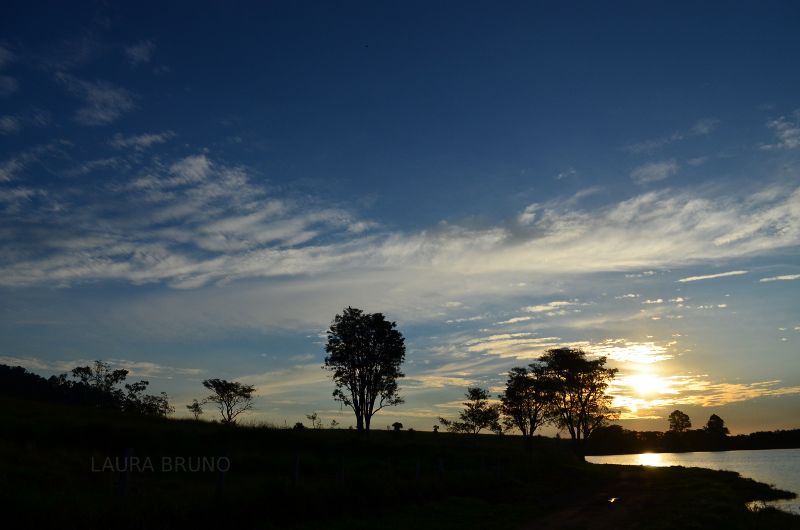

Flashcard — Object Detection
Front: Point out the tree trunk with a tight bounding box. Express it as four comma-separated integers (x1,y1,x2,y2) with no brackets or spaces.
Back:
356,414,364,432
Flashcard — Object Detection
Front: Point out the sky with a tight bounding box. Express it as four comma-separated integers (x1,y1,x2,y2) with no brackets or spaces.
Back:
1,1,799,434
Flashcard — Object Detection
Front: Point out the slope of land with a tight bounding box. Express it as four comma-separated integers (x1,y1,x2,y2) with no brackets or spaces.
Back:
0,398,797,529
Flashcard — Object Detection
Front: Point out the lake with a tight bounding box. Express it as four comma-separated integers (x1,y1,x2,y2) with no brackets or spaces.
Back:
587,448,800,514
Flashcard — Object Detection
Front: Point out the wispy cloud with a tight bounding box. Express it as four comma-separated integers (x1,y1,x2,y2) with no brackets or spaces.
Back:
125,40,156,65
0,47,16,97
523,300,578,314
110,131,175,150
760,110,800,150
0,355,202,378
0,109,50,135
0,116,20,135
0,142,66,182
625,118,720,154
630,160,679,184
677,270,748,283
759,274,800,282
57,73,135,125
1,148,799,305
63,157,121,177
611,374,800,418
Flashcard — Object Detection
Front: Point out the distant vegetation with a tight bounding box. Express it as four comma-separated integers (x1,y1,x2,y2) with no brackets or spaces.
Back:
587,410,800,455
440,347,619,459
0,360,172,417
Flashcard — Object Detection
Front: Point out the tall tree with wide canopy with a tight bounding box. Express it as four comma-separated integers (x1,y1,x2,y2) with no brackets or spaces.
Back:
202,379,256,425
668,409,692,433
323,307,405,433
539,347,618,459
500,365,552,439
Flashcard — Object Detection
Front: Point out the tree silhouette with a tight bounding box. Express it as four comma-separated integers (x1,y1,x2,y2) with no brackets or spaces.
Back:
323,307,406,433
539,348,618,459
392,421,403,431
705,414,730,436
186,399,204,420
668,409,692,433
202,379,255,425
68,360,171,415
306,411,323,429
500,365,552,439
124,380,173,416
439,387,502,435
71,360,128,393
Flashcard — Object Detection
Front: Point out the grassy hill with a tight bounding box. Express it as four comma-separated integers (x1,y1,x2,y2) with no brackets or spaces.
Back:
1,397,798,529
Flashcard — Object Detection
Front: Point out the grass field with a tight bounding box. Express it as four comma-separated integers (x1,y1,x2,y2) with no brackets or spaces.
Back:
1,398,797,529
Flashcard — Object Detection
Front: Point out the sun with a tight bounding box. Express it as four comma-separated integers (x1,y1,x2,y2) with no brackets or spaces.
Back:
625,373,672,396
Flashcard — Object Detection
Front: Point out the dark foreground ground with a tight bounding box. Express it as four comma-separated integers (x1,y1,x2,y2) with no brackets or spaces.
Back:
1,398,797,530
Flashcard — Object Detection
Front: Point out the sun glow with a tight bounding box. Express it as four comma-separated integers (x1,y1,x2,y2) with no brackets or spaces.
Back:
623,373,675,396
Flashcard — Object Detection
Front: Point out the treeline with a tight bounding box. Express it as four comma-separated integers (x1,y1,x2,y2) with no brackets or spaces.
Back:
0,362,173,417
587,413,800,455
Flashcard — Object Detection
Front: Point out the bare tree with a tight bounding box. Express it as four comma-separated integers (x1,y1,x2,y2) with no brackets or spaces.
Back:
201,379,255,425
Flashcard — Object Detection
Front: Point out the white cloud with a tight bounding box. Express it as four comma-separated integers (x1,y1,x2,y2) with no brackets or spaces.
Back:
690,118,721,135
125,41,156,65
496,316,533,325
625,271,656,278
615,293,639,299
57,73,135,125
0,142,65,182
759,274,800,282
642,298,663,304
1,149,799,318
761,111,800,150
630,160,679,184
677,270,748,283
110,131,175,150
523,300,576,314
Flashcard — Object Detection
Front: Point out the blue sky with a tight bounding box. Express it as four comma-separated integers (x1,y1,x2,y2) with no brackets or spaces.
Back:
1,1,799,432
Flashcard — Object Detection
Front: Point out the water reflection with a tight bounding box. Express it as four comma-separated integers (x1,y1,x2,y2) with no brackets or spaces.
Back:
637,453,663,466
588,448,800,515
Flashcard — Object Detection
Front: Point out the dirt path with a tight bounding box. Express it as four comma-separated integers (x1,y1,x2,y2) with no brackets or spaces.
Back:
519,470,656,529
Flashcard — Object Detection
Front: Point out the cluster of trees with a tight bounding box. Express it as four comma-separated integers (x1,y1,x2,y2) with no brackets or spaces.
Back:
317,307,621,460
0,361,173,417
438,347,619,458
588,410,742,454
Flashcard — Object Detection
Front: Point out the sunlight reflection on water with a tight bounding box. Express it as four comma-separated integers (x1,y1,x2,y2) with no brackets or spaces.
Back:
637,453,663,466
587,448,800,515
